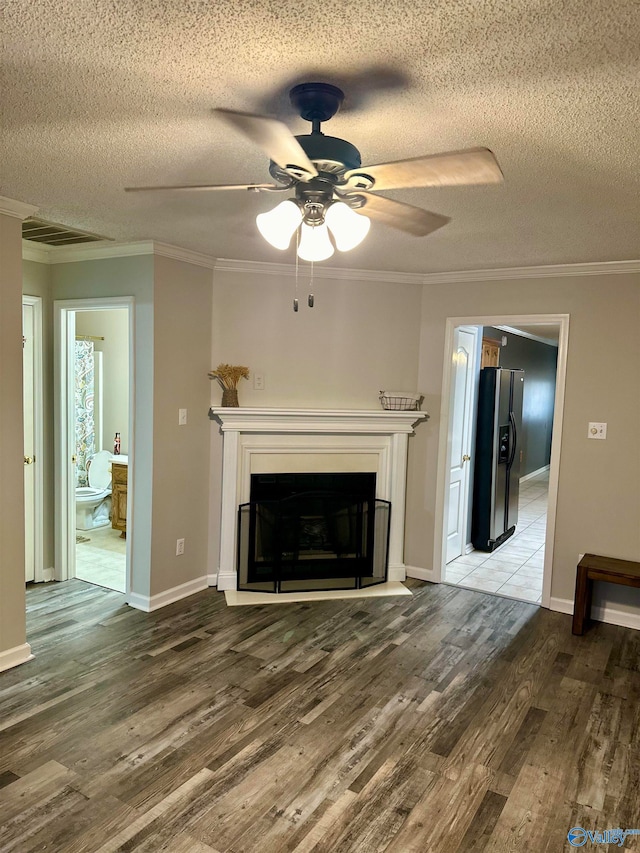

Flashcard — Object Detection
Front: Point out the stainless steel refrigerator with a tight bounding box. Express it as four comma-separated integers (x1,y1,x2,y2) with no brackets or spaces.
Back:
471,367,525,551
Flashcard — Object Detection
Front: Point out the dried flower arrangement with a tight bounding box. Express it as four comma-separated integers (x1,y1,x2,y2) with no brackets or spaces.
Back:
208,363,250,389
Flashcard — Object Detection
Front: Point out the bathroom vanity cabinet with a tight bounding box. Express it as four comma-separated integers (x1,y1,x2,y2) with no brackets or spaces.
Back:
111,461,128,536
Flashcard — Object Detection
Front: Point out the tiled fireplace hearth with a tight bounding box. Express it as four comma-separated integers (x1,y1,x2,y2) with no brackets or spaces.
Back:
210,408,428,591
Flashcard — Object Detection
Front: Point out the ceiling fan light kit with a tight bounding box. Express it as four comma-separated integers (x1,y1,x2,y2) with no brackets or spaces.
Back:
125,81,504,301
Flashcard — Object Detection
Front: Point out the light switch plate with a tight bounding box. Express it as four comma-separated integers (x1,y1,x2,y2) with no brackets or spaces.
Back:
178,408,187,425
588,422,607,439
253,372,265,391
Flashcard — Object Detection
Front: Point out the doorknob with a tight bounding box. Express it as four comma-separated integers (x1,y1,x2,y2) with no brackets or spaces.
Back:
462,454,471,462
24,455,34,465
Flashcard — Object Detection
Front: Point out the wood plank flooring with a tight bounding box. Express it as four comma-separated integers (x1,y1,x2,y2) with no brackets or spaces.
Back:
1,579,639,851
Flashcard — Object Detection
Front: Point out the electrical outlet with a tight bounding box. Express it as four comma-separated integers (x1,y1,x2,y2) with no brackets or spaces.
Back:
176,538,185,556
178,408,187,425
253,372,265,391
588,422,607,439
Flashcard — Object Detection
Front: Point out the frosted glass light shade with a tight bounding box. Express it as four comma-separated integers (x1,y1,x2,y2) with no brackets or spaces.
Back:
256,200,302,250
325,201,371,251
297,222,334,262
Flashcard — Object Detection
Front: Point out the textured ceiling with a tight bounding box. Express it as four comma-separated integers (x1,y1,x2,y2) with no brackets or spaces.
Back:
2,0,639,274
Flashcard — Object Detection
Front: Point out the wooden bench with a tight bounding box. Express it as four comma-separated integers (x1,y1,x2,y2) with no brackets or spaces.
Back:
572,553,640,635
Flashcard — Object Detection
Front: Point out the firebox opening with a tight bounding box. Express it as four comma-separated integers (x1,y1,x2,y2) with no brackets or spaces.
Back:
237,473,390,593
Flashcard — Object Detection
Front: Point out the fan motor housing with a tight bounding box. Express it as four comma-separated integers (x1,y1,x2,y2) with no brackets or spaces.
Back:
269,134,362,183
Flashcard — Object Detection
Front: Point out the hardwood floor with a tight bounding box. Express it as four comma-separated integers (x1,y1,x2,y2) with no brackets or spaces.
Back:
1,579,639,852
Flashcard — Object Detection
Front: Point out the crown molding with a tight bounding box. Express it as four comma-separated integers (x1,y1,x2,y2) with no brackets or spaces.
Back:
153,242,215,269
495,324,559,347
421,259,640,284
0,196,39,221
22,241,51,263
213,257,424,285
20,239,216,268
21,236,640,284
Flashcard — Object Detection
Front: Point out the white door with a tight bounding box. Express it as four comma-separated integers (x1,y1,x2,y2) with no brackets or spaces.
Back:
446,326,479,563
23,303,36,582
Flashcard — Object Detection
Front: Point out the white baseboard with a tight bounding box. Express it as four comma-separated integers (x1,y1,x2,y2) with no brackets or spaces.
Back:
388,563,407,582
216,570,237,591
0,642,34,673
42,567,55,582
127,576,209,613
405,565,439,583
465,543,475,555
549,596,640,631
520,465,550,484
207,572,218,587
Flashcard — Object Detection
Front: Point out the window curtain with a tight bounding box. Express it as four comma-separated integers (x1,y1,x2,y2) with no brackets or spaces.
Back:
75,340,95,487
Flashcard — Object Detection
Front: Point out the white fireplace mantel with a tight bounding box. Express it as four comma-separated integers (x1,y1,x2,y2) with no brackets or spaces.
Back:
210,407,428,590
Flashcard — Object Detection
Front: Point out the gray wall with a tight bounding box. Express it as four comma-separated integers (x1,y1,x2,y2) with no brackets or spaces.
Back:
484,326,558,476
0,213,28,662
51,255,156,599
406,274,640,614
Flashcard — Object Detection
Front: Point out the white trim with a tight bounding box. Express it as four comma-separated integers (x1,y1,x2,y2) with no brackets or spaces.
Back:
54,297,135,598
216,570,237,591
0,196,38,220
213,257,424,284
421,259,640,284
154,242,216,269
127,576,209,612
22,242,51,263
549,597,640,632
520,465,551,484
22,237,638,284
0,643,34,673
494,325,559,348
22,295,45,584
42,567,55,582
210,408,427,434
432,313,570,614
207,572,218,587
406,565,438,583
22,239,216,269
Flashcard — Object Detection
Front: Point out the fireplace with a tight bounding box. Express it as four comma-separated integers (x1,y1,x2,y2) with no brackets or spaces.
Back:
237,473,390,593
209,408,428,591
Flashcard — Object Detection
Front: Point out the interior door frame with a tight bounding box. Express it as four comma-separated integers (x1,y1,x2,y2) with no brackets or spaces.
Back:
22,295,45,583
434,313,570,609
54,296,135,594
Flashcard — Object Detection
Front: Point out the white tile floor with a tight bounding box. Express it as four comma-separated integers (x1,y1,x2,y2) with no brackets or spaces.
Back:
76,525,126,593
444,469,549,604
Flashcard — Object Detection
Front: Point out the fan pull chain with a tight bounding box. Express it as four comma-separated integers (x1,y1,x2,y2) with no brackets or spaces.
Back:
308,260,314,307
293,227,299,312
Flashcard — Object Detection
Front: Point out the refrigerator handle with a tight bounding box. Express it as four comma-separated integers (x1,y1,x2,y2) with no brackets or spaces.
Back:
508,411,517,467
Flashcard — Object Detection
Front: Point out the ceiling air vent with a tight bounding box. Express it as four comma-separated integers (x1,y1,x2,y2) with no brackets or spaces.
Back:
22,217,112,246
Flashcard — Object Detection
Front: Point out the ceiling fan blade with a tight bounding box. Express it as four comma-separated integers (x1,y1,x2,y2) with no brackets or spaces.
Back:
348,191,450,236
344,148,503,191
214,108,318,180
125,182,279,193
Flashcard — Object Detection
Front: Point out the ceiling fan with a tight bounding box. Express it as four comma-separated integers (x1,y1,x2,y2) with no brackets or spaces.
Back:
125,82,503,262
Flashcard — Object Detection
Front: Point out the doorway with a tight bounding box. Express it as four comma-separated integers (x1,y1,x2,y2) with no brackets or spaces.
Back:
54,298,134,595
435,314,569,609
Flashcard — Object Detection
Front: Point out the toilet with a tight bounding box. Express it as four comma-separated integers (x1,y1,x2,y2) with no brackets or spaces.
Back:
75,450,112,530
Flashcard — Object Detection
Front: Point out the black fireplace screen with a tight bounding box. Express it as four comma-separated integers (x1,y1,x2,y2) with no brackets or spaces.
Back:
237,474,390,593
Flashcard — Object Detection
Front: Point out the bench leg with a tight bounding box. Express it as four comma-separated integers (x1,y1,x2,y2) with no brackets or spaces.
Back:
572,566,592,635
